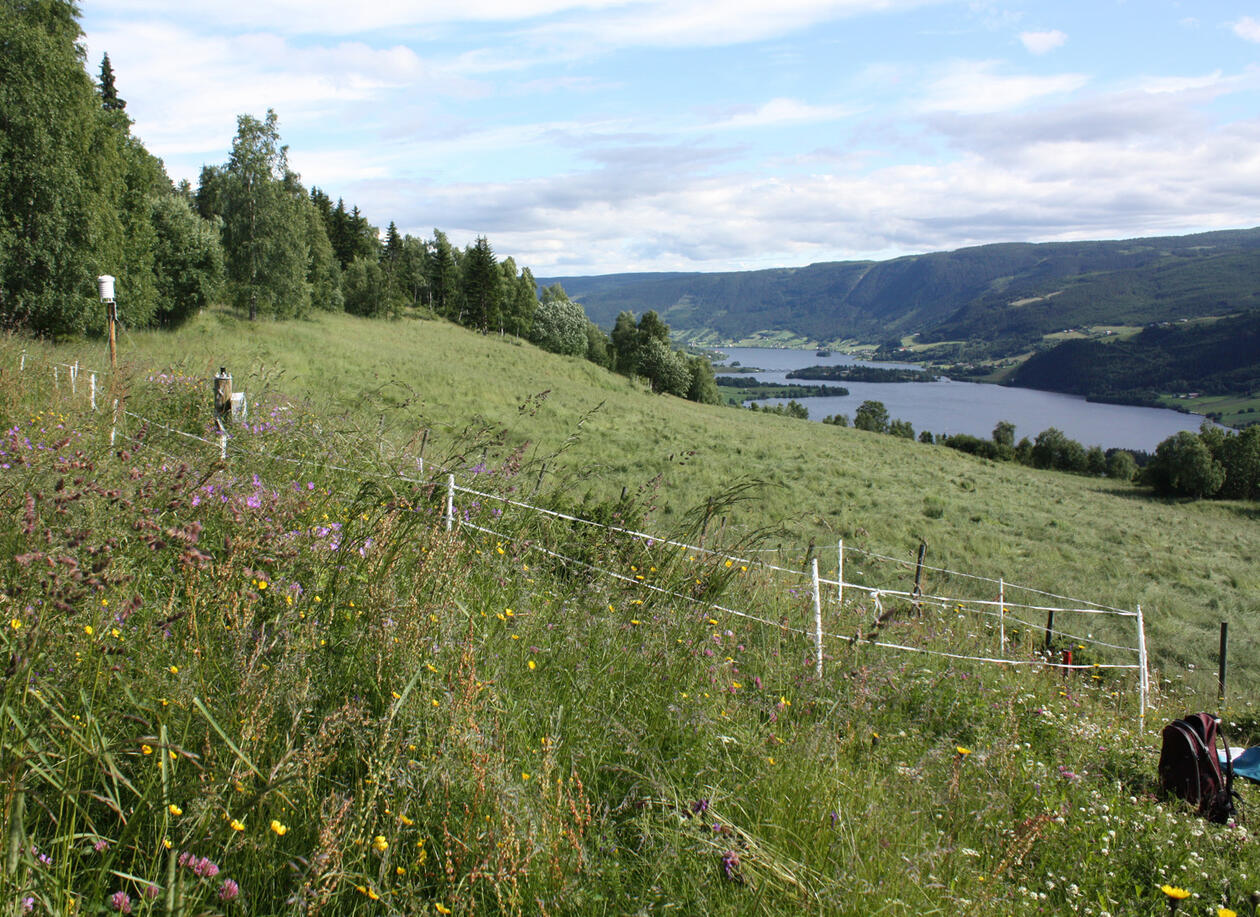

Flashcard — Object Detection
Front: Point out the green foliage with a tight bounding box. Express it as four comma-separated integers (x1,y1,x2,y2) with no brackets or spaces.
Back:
220,111,309,319
342,256,400,318
460,236,502,332
1107,449,1138,481
0,0,105,335
530,288,588,356
853,400,889,433
97,52,124,111
1145,430,1226,498
992,420,1015,448
148,193,224,326
888,418,915,439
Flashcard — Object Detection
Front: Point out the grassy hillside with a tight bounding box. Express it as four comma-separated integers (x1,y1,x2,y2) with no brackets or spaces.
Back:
15,307,1259,683
4,312,1260,914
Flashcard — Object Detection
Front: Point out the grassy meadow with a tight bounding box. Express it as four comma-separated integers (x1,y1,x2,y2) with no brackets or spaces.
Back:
3,309,1259,915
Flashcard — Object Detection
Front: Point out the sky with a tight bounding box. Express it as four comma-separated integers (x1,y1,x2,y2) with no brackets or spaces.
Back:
79,1,1260,276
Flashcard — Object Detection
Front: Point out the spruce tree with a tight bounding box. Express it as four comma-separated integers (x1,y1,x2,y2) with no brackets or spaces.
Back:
98,53,125,111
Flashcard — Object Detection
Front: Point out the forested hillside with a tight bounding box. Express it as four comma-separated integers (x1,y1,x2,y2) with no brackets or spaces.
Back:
542,229,1260,353
1010,311,1260,404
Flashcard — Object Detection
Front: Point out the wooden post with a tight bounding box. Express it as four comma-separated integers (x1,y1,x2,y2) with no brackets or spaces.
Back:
998,577,1005,656
106,300,118,371
1044,609,1055,650
1219,621,1229,705
811,558,824,679
912,540,926,615
446,474,455,532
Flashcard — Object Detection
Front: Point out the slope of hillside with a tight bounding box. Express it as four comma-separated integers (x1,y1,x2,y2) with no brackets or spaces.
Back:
541,228,1260,362
5,316,1260,914
1010,311,1260,405
19,307,1260,683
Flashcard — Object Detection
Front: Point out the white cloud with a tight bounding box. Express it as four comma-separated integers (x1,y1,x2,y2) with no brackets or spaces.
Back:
919,61,1088,114
706,98,858,130
1019,29,1067,54
1232,16,1260,43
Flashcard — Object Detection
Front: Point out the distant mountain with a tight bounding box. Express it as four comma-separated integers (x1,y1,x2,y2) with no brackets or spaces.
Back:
540,227,1260,352
1008,311,1260,406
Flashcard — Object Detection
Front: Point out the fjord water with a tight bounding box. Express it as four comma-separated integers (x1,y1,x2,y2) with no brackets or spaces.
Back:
717,347,1206,452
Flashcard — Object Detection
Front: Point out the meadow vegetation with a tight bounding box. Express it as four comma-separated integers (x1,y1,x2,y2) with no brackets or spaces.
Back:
3,312,1260,915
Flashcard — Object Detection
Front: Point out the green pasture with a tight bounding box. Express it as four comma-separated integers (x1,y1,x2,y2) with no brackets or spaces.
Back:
3,318,1260,915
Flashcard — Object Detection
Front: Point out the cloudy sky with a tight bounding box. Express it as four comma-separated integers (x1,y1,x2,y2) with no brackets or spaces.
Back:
80,1,1260,275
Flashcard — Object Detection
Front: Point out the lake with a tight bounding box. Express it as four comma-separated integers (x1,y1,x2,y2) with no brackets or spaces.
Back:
714,347,1207,453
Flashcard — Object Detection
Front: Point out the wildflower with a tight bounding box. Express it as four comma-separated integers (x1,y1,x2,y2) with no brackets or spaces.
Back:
229,817,245,832
1160,886,1190,900
168,665,178,675
109,891,132,913
270,819,287,836
8,618,20,630
522,772,531,781
630,619,640,626
168,804,183,816
528,660,536,670
436,905,452,914
257,581,268,590
721,850,741,881
193,856,219,878
141,886,159,901
1219,908,1237,917
956,746,971,757
218,879,240,902
396,866,406,875
398,814,414,826
141,744,153,755
93,838,110,853
373,835,389,852
84,625,93,636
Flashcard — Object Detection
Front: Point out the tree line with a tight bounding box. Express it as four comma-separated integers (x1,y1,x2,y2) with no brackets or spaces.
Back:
0,2,720,405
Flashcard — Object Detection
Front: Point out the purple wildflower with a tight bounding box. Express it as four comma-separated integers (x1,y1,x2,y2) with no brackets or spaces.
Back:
109,890,132,913
142,885,159,900
218,879,240,902
721,850,741,881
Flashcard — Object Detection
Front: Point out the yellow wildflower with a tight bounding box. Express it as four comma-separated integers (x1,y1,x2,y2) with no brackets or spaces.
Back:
141,744,153,755
956,746,971,756
436,905,451,915
373,835,388,852
1160,886,1190,900
168,665,178,674
528,660,536,670
168,804,182,816
270,819,287,836
83,625,93,636
229,817,245,832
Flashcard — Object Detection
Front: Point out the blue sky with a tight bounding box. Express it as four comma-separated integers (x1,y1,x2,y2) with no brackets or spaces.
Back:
80,1,1260,275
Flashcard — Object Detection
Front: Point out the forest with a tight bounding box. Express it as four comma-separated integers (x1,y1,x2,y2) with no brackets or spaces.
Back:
0,1,719,405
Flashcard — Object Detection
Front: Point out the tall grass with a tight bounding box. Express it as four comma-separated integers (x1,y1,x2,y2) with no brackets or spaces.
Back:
2,323,1258,915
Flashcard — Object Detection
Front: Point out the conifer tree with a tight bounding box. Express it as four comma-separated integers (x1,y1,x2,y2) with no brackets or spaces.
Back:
98,53,125,111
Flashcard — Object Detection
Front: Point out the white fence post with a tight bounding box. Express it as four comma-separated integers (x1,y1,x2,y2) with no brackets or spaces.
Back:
218,431,227,460
53,365,59,388
1136,604,1149,728
999,577,1005,656
446,474,455,532
19,350,25,372
837,539,844,608
71,361,78,396
90,373,97,411
110,399,119,447
811,558,823,679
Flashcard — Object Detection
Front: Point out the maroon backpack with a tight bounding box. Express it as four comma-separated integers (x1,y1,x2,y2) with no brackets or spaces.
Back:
1158,713,1236,823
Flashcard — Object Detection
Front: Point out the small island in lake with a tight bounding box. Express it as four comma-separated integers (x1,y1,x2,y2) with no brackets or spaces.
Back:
787,365,938,383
